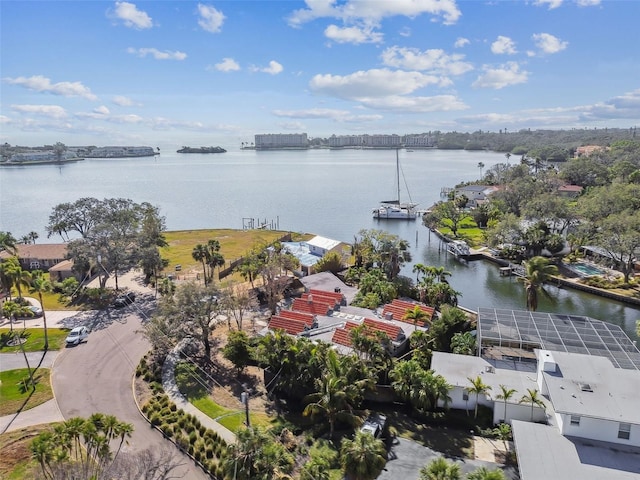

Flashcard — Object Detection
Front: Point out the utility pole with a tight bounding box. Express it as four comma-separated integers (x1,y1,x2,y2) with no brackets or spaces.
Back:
241,385,250,427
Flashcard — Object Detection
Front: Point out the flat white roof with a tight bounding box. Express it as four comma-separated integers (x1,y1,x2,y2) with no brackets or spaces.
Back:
541,350,640,423
307,235,341,251
431,351,538,401
513,420,640,480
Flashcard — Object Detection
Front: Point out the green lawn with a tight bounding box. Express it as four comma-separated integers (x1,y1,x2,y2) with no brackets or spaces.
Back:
0,368,53,416
0,328,69,353
174,360,275,434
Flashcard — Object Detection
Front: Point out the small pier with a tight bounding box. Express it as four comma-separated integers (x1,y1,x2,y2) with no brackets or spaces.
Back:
440,187,454,197
499,264,525,277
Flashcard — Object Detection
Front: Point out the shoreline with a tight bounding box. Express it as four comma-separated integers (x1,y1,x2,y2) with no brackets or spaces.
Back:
431,228,640,309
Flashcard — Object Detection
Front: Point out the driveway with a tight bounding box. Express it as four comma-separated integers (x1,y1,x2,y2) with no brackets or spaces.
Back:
51,302,209,479
378,437,519,480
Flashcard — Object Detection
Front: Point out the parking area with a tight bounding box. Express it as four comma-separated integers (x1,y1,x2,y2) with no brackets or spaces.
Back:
378,438,519,480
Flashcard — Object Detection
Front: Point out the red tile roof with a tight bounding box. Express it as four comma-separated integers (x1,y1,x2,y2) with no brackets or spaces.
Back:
292,297,333,316
268,316,308,335
382,299,434,327
278,309,315,326
309,288,345,304
301,292,339,307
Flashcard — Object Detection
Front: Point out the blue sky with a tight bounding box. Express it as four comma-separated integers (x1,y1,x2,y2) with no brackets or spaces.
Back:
1,0,639,148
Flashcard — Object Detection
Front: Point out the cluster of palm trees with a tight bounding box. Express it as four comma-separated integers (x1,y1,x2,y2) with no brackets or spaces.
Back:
191,239,225,285
466,378,545,423
30,413,133,480
412,264,460,309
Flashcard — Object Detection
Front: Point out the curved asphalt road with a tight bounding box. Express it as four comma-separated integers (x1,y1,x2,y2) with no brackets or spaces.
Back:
52,309,210,480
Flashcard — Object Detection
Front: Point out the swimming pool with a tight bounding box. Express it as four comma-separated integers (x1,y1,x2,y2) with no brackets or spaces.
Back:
567,261,607,277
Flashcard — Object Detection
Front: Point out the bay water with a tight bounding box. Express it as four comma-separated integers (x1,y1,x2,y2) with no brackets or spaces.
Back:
1,147,638,340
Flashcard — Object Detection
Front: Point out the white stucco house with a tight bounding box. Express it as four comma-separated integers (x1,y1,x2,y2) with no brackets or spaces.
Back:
431,351,547,424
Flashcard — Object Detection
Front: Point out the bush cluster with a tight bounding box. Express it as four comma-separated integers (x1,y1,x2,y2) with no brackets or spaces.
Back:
138,355,228,479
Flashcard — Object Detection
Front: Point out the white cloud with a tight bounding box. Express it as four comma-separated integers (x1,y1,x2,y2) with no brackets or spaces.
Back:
357,95,468,112
534,0,563,9
472,62,529,89
381,46,473,76
576,0,600,6
112,95,135,106
287,0,461,27
580,89,640,120
491,36,517,55
399,27,412,38
112,1,153,29
532,33,568,54
94,105,110,115
310,68,442,100
127,47,187,60
197,4,225,33
324,24,383,44
251,60,283,75
454,37,469,48
4,75,98,100
214,58,240,72
11,104,67,118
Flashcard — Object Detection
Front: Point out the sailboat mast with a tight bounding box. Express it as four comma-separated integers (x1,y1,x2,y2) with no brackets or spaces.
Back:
396,148,400,202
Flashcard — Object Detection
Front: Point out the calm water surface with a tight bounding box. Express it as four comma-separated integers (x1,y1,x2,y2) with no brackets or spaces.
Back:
1,147,638,339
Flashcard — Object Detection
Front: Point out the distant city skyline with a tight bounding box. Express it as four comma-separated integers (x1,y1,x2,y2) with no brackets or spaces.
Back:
1,0,639,148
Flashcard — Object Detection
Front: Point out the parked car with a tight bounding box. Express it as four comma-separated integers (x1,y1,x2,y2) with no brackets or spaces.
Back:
112,291,136,308
65,326,89,345
360,413,388,439
16,305,44,318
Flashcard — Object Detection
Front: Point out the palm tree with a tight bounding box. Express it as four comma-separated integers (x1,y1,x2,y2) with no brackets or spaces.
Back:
495,385,517,423
477,161,485,180
0,231,17,253
340,430,387,480
28,231,39,244
520,256,559,311
504,152,511,166
192,244,208,283
492,422,512,453
303,350,364,439
29,271,52,350
419,456,462,480
467,376,492,418
519,388,545,422
2,300,33,333
403,305,430,331
467,466,507,480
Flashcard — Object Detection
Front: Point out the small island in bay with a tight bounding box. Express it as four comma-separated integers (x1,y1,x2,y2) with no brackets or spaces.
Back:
177,146,226,154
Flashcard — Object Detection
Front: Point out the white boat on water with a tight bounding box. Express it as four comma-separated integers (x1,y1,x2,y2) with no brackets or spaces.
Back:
372,150,418,220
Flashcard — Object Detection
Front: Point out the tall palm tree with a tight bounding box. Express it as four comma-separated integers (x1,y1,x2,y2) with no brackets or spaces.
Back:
495,384,517,423
419,456,462,480
403,305,430,331
29,270,52,350
340,430,387,480
520,256,559,311
504,152,511,166
519,388,545,422
477,161,485,180
467,376,492,418
191,244,208,283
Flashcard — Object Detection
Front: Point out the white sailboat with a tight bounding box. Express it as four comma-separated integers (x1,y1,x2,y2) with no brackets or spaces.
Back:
372,149,418,220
